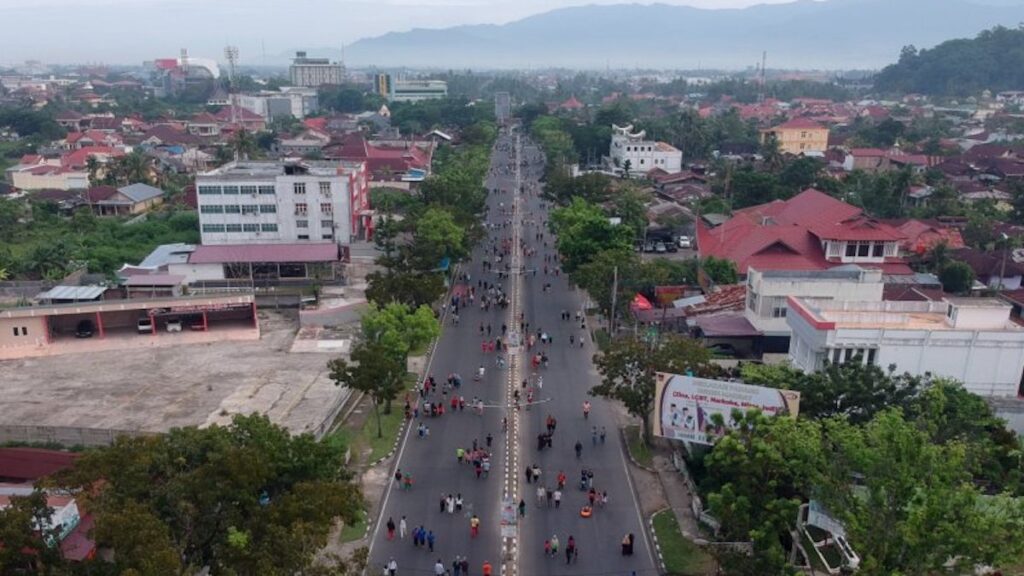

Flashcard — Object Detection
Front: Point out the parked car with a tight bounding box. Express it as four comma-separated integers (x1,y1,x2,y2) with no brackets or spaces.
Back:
75,319,94,338
166,318,182,333
665,241,678,253
655,241,667,253
706,343,738,357
137,317,153,334
643,242,656,253
678,236,692,249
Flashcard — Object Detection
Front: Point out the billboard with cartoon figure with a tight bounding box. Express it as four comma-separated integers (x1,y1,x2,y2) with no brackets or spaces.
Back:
653,372,800,445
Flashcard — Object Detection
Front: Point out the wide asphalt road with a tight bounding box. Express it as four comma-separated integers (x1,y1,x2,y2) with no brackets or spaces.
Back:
367,125,656,576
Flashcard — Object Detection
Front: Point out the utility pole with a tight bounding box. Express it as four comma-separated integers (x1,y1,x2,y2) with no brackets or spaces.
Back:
610,265,619,335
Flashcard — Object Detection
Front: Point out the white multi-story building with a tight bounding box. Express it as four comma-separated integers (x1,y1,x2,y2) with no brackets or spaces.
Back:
288,52,344,88
196,161,361,247
609,124,682,175
745,266,884,352
389,80,448,102
233,88,319,120
787,296,1024,397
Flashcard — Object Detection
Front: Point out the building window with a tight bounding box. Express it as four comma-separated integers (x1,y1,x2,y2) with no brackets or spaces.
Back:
294,182,306,195
225,224,243,232
297,234,309,240
243,223,259,232
240,185,257,195
845,242,857,257
258,185,275,195
260,224,278,232
198,185,221,195
297,220,309,228
222,185,239,195
224,204,241,213
872,243,885,257
772,305,787,318
202,224,226,232
320,203,333,215
321,220,334,229
259,204,277,214
241,204,259,215
747,290,759,313
295,203,308,216
858,242,870,257
322,233,334,240
200,205,224,214
319,182,332,196
11,327,17,336
867,348,877,365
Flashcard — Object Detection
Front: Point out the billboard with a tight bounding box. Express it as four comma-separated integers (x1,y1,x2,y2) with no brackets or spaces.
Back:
653,372,800,445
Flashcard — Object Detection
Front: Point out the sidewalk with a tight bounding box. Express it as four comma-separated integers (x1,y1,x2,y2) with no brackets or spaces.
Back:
651,453,702,539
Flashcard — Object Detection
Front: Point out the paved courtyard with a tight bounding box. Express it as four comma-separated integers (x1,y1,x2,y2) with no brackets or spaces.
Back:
0,310,350,441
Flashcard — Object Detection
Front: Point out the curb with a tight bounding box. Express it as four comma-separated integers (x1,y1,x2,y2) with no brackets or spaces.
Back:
619,426,658,474
649,507,670,574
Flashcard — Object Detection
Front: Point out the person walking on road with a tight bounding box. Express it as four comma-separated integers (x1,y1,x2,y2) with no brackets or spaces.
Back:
482,560,493,576
566,535,577,564
583,400,591,419
470,514,480,538
387,558,398,576
553,488,562,508
519,498,526,517
386,517,396,540
399,516,407,539
427,530,436,552
574,440,583,459
434,559,446,576
550,534,560,557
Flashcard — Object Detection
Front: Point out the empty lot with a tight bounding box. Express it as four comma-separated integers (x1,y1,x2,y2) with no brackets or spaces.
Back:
0,310,350,440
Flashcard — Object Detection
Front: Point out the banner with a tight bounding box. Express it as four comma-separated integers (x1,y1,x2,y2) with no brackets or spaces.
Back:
652,372,800,445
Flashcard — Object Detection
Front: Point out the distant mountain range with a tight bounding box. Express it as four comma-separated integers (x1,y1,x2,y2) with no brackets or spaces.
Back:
343,0,1024,70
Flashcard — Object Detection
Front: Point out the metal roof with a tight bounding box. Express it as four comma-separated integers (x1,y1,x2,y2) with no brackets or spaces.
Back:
123,274,185,287
189,243,340,264
36,285,107,301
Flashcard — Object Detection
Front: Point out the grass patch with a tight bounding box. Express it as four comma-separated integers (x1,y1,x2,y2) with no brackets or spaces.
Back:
624,425,654,469
652,509,716,576
325,373,418,467
340,509,368,543
592,328,611,351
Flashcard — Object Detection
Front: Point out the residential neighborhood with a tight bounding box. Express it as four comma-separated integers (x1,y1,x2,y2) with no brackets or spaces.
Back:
1,5,1024,576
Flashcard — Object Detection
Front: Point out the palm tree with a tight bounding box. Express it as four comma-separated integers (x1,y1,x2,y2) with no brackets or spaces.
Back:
231,129,258,161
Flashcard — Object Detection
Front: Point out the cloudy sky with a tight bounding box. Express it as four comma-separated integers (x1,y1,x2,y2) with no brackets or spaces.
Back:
0,0,803,65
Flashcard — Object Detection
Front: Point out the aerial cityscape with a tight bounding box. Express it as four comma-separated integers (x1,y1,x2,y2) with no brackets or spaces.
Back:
2,0,1024,575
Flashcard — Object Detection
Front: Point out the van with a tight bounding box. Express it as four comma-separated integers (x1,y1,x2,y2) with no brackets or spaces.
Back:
137,317,153,334
678,236,692,249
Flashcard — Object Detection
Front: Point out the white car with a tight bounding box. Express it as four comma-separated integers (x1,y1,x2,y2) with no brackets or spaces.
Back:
678,236,692,249
166,318,182,333
137,317,153,334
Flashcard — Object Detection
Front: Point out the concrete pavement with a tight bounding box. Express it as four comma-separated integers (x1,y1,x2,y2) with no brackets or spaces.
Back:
366,126,657,576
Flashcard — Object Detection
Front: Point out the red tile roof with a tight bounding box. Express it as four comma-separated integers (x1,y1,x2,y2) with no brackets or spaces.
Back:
84,185,118,202
698,188,907,274
213,106,264,122
60,514,96,561
770,117,825,131
560,96,584,110
61,146,125,169
189,243,341,264
0,448,78,481
886,219,966,255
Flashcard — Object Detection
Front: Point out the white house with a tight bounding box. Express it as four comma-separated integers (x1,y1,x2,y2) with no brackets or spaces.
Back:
787,296,1024,397
195,161,356,247
609,124,682,176
745,266,884,353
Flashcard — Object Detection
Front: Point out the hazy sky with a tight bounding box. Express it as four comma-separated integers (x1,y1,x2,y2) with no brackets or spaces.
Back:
0,0,804,65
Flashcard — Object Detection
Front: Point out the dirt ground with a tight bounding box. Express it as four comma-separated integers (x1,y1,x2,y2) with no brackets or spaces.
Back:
0,309,351,438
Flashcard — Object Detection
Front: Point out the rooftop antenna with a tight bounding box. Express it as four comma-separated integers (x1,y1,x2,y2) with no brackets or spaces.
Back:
758,50,767,103
224,46,239,126
224,45,239,88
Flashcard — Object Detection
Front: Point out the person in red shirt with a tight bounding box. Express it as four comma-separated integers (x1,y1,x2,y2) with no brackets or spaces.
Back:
482,560,493,576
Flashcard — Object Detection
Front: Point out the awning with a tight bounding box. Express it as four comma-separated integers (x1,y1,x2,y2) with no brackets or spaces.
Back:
691,313,761,337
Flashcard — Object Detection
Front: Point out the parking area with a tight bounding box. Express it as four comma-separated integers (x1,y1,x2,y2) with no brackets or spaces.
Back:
0,310,350,438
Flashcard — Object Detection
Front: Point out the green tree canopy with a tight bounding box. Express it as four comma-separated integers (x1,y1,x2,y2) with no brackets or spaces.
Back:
44,415,362,574
550,198,634,272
